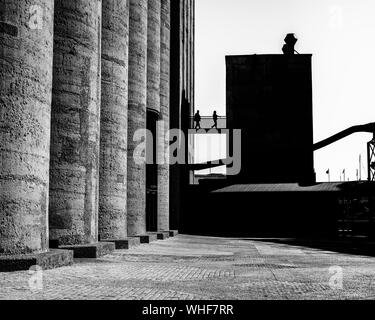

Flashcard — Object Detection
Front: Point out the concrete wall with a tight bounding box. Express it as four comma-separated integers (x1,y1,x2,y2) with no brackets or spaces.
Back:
99,0,129,241
0,0,54,255
127,0,148,236
49,0,102,245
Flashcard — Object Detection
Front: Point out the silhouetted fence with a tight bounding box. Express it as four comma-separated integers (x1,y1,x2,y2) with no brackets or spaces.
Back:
190,116,226,129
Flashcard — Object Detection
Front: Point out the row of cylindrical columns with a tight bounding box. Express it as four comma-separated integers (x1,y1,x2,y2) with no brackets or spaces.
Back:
0,0,177,255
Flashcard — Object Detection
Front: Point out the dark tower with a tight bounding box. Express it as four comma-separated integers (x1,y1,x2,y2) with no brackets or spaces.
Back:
226,41,315,184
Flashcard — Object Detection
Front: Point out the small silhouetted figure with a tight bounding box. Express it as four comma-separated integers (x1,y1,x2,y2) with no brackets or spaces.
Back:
282,33,298,55
194,110,201,129
211,111,218,129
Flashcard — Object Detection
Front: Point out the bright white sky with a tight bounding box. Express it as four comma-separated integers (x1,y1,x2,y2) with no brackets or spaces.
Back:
195,0,375,182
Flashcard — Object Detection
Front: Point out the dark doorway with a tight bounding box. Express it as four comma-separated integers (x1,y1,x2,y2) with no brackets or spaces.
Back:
146,109,159,232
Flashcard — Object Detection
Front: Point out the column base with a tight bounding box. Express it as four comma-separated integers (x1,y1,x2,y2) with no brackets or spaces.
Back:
0,249,73,272
101,237,141,250
169,230,179,237
135,233,158,244
158,231,170,240
148,231,170,240
59,242,115,259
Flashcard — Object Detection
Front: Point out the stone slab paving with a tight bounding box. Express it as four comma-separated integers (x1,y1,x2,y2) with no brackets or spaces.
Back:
1,235,375,300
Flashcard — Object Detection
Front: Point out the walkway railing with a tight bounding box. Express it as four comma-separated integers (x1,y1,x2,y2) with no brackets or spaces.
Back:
189,116,227,129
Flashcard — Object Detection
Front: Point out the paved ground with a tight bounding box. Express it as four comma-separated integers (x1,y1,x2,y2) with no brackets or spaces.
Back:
1,235,375,300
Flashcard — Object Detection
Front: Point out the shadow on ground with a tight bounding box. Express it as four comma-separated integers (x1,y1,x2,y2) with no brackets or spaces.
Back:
242,237,375,258
182,230,375,257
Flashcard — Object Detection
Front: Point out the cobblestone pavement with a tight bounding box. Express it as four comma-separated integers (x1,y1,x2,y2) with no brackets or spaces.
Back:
1,235,375,300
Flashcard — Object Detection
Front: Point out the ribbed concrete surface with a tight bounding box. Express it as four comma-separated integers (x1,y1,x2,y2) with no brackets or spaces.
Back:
127,0,148,236
0,0,54,254
147,0,161,114
99,0,129,240
186,0,191,102
49,0,102,245
157,0,171,231
183,0,187,93
179,0,184,104
189,0,194,105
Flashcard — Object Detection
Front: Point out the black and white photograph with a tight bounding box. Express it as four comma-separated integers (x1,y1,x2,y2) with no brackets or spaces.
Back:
1,0,375,312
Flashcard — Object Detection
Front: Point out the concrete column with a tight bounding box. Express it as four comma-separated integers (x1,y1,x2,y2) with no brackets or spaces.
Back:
127,0,148,236
99,0,129,241
189,0,194,105
49,0,103,246
169,0,182,230
157,0,171,231
147,0,161,114
183,0,187,94
178,0,184,124
186,0,190,102
0,0,54,255
191,0,195,109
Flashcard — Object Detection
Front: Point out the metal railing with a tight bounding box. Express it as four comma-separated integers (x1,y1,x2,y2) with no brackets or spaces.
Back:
189,116,227,129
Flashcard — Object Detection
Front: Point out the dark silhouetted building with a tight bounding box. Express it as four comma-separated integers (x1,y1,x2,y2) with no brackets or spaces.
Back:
226,54,315,184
